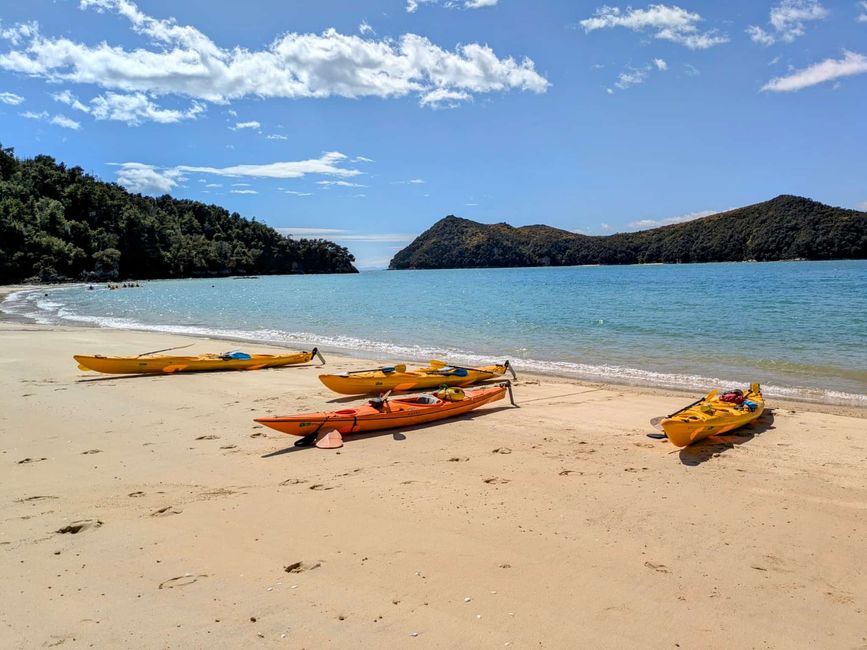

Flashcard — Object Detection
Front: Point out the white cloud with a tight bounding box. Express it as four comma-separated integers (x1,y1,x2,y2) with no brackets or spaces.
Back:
628,208,721,229
91,92,204,124
683,63,700,76
231,182,251,186
113,151,361,194
277,227,417,243
408,0,498,10
352,193,367,198
762,50,867,91
0,21,37,46
267,134,288,140
316,180,366,187
230,189,257,194
0,0,547,109
608,59,668,92
176,151,361,180
50,114,81,129
205,183,221,187
113,162,185,194
615,68,648,89
50,89,89,112
858,1,867,22
232,120,260,130
332,233,417,242
747,0,828,45
352,156,374,163
49,88,204,124
20,110,81,129
579,4,728,49
359,20,375,36
0,91,24,105
857,200,867,211
409,178,425,184
283,191,312,196
419,88,472,107
277,227,349,236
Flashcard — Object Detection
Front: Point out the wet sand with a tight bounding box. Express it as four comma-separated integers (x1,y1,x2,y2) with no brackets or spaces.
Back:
1,318,865,648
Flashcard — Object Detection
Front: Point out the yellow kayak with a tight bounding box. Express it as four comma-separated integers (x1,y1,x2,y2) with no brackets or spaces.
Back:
319,360,515,395
75,347,325,375
658,383,765,447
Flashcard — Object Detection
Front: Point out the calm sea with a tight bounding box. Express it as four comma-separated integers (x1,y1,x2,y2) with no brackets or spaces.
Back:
4,261,866,406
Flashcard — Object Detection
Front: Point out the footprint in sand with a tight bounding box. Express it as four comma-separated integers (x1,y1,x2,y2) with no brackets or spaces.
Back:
250,432,266,438
17,457,47,465
195,435,220,441
81,449,102,455
56,519,103,534
128,491,146,498
483,477,510,485
17,495,59,502
159,574,208,590
559,470,582,476
447,457,469,462
285,561,322,573
644,561,670,573
492,448,512,455
151,506,182,517
309,484,336,491
280,478,309,486
220,445,237,450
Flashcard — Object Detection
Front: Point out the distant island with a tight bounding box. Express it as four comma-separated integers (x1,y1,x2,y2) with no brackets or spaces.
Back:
0,144,357,284
389,195,867,270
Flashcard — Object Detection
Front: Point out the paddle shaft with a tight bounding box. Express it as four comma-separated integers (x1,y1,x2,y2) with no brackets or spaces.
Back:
431,359,516,378
137,343,194,358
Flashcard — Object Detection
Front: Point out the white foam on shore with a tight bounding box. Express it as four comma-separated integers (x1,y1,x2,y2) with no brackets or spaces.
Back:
4,287,866,407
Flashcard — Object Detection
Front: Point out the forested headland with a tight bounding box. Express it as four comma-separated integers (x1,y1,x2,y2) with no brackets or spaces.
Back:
389,195,867,269
0,145,357,283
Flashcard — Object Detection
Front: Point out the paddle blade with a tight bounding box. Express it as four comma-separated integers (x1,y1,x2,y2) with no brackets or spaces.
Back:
313,348,326,365
429,359,447,369
315,430,343,449
394,364,407,373
505,360,517,380
649,416,665,431
706,389,718,401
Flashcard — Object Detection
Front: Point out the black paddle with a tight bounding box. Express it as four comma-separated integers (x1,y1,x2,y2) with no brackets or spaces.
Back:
343,364,407,375
136,343,194,358
430,359,517,379
502,380,518,407
649,389,718,432
312,348,326,365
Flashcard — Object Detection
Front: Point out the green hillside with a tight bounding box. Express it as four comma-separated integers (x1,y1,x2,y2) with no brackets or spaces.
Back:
389,195,867,269
0,145,357,283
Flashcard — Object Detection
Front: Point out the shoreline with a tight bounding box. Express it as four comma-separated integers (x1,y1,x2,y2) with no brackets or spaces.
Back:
2,284,865,415
3,284,866,415
2,316,866,647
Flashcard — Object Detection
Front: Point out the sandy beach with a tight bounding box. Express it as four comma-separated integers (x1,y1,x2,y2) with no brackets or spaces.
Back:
1,304,866,648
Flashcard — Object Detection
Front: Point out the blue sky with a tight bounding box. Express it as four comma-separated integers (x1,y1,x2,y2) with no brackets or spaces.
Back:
1,0,865,268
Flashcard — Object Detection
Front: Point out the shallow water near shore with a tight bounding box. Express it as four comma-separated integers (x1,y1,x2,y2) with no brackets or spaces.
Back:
4,260,866,405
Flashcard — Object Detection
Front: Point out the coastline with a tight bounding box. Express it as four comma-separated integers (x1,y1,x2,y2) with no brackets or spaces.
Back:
2,320,866,647
3,283,866,415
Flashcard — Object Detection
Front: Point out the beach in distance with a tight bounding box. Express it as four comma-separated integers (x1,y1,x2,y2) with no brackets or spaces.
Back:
1,301,866,648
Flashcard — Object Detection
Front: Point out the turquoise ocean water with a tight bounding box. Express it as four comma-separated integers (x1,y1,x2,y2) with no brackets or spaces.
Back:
4,261,866,406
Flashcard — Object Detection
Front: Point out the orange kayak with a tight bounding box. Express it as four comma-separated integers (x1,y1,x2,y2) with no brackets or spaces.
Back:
254,383,513,449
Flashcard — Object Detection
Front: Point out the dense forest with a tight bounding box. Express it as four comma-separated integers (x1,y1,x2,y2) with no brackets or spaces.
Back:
0,145,357,283
389,195,867,269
